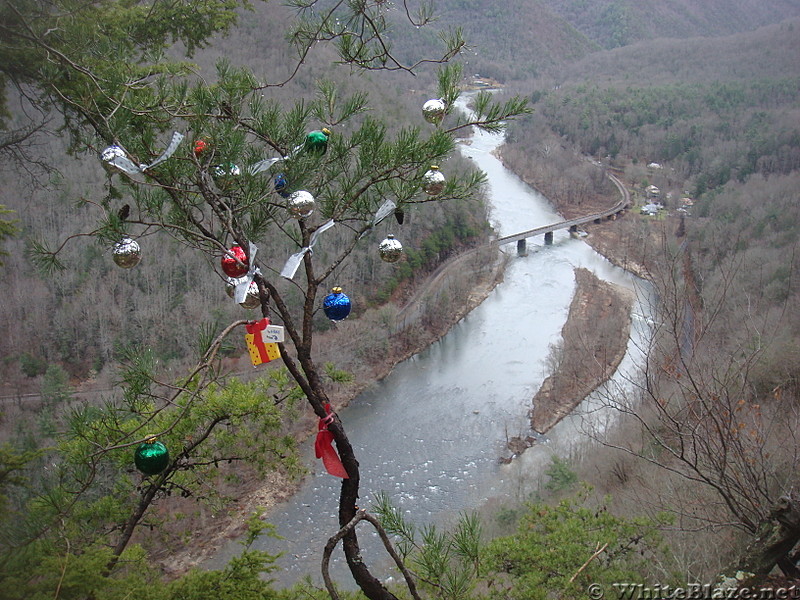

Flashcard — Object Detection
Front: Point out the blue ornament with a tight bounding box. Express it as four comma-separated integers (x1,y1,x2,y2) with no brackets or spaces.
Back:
274,173,290,198
323,287,351,321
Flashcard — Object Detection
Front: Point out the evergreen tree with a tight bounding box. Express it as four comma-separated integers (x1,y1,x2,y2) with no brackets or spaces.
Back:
1,1,529,598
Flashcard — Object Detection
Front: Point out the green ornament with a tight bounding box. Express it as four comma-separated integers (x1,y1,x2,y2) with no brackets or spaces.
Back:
134,437,170,475
304,128,330,155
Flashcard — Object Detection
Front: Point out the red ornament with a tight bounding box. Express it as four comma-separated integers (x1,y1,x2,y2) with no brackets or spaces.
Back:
221,245,248,278
193,139,208,156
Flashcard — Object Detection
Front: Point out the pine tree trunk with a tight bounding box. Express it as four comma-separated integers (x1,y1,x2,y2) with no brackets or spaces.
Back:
330,417,400,600
288,345,399,600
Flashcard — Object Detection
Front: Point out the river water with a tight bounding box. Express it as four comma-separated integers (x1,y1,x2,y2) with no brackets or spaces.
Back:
207,96,653,586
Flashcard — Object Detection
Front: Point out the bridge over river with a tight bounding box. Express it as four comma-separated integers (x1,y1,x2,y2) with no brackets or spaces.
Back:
493,172,630,255
392,171,632,332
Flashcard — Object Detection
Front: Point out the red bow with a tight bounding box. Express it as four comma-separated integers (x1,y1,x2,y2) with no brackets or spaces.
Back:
314,404,348,479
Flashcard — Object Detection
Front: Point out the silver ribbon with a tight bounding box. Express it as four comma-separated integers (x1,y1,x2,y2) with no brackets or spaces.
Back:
248,140,306,175
140,132,185,171
104,132,184,174
248,157,282,175
248,129,328,176
106,153,142,175
280,220,336,280
233,242,261,304
372,199,397,226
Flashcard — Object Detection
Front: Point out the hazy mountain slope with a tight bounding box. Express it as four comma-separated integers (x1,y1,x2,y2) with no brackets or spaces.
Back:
542,0,800,48
398,0,598,81
549,17,800,85
394,0,800,84
502,16,800,327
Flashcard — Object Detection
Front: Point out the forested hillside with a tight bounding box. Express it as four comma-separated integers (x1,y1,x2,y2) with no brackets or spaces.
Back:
500,12,800,585
541,0,800,47
0,2,490,386
422,0,800,80
2,0,800,598
503,18,800,285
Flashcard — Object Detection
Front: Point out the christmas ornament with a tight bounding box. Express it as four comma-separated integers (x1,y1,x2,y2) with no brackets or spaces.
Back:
379,234,403,263
323,287,351,321
112,237,141,269
221,245,248,278
287,190,315,219
422,98,447,125
101,132,185,175
101,145,126,167
315,404,348,478
304,128,330,155
274,173,290,198
423,165,446,196
212,162,240,189
193,139,209,156
134,436,170,475
237,281,260,309
225,277,242,299
101,144,139,175
245,318,282,366
229,242,264,305
394,208,405,225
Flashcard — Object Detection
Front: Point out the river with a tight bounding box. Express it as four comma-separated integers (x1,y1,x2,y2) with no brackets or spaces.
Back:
207,95,654,587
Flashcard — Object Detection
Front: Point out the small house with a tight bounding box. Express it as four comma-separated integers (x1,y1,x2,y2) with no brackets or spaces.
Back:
645,185,661,199
640,203,661,216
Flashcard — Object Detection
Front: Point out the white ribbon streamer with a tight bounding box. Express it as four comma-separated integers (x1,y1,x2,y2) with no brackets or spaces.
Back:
141,132,185,171
233,242,261,304
105,132,184,174
248,157,282,175
280,220,336,280
107,154,142,175
248,140,306,175
372,199,397,226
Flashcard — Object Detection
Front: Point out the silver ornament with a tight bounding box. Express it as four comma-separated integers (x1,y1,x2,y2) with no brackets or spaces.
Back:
239,281,261,309
423,166,446,196
287,190,315,219
112,237,141,269
225,276,247,298
212,163,241,178
212,163,241,190
101,145,126,163
100,144,141,175
422,98,447,125
379,234,403,263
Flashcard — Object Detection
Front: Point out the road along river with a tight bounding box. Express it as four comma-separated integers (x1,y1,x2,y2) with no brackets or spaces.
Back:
207,96,655,587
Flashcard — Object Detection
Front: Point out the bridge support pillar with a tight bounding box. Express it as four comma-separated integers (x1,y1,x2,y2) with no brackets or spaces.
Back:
544,231,553,245
516,239,527,256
